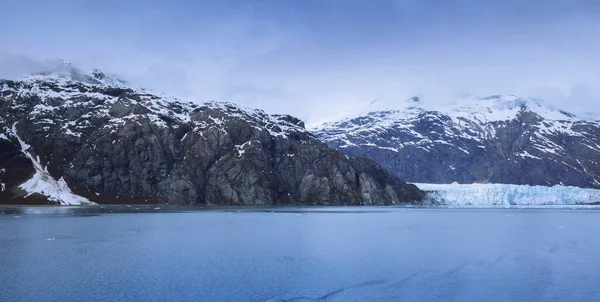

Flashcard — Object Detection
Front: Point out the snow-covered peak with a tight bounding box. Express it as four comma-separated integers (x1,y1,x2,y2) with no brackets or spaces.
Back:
441,95,577,123
314,95,580,131
22,62,126,87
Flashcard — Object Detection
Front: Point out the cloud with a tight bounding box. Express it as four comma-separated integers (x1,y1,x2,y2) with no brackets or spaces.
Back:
562,85,600,119
1,0,600,124
0,54,64,79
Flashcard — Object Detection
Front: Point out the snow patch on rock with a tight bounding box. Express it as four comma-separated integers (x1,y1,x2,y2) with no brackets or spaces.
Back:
10,124,94,205
0,167,5,192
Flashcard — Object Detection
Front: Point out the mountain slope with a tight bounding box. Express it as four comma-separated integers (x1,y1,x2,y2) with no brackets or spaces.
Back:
313,96,600,188
0,65,424,205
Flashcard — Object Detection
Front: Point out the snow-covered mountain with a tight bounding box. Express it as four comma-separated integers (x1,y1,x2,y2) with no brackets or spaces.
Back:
0,63,424,205
313,95,600,188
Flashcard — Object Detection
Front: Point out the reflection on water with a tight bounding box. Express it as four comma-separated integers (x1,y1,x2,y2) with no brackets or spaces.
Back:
0,205,403,216
2,204,600,216
1,207,600,301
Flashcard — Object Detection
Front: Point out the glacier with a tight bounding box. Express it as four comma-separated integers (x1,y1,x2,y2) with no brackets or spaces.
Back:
417,183,600,206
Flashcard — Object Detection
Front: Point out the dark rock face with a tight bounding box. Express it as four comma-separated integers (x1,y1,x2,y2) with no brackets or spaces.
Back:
0,70,424,205
313,96,600,188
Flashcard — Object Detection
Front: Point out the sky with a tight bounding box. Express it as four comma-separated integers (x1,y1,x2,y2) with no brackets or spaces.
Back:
1,0,600,125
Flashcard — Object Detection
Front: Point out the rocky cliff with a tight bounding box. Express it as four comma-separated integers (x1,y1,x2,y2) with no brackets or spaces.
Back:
0,65,424,205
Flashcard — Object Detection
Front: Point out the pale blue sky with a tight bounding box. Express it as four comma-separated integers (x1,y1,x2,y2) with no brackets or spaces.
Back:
1,0,599,124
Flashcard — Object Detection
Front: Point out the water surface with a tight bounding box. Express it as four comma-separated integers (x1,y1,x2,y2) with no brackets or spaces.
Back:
1,206,599,301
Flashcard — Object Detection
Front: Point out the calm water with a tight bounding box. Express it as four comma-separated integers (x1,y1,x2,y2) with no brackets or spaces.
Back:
1,206,599,302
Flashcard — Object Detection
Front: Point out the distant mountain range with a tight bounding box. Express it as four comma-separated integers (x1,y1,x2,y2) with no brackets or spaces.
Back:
0,63,424,205
312,95,600,188
2,62,598,206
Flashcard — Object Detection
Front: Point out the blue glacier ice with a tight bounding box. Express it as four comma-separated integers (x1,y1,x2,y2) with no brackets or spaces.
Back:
416,183,600,206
